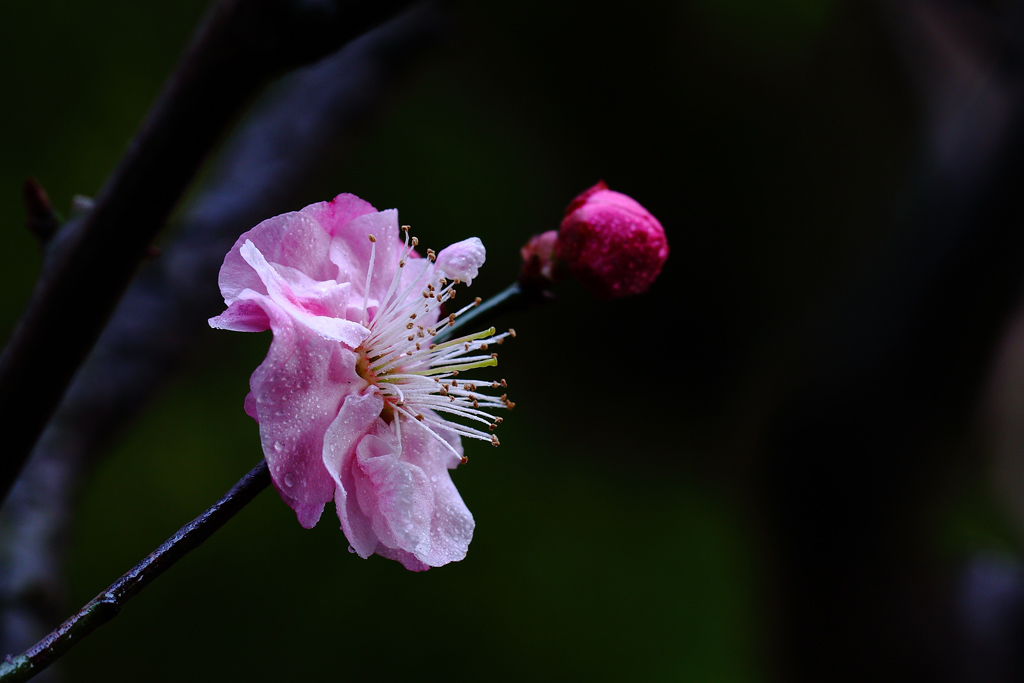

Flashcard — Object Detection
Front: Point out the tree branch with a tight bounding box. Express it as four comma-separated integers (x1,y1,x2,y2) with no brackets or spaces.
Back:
0,0,419,507
0,1,443,666
0,461,270,683
759,2,1024,679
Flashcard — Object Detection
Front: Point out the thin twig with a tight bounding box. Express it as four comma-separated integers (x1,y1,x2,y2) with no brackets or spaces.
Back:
21,179,60,246
436,282,551,343
0,461,270,683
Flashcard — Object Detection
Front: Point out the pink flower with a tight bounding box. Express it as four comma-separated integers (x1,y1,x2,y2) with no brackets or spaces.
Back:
554,181,668,299
210,193,512,570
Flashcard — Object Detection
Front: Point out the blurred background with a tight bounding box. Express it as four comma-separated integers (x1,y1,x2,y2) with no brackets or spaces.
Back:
3,0,1024,680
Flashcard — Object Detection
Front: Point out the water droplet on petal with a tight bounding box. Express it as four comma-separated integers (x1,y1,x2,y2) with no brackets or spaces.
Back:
347,545,356,554
284,472,295,487
273,440,284,453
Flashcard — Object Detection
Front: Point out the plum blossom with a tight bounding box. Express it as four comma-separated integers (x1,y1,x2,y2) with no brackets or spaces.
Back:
210,193,513,570
558,181,668,299
520,181,668,299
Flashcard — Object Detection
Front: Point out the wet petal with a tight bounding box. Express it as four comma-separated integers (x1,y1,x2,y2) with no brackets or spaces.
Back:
249,308,367,528
436,237,485,285
355,434,434,558
239,240,368,348
219,210,336,303
323,392,385,558
208,296,270,333
398,419,474,566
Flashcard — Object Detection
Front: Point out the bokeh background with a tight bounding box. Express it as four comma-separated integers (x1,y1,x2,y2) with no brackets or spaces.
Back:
3,0,1024,680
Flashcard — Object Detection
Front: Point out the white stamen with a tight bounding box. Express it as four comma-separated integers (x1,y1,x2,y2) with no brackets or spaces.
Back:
353,229,514,456
361,234,377,327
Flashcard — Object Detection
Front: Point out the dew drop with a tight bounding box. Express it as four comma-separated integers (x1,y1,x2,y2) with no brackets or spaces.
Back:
273,440,284,453
284,472,295,487
347,545,356,554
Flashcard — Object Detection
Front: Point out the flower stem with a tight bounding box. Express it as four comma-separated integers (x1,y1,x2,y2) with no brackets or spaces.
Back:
439,280,548,342
0,460,270,683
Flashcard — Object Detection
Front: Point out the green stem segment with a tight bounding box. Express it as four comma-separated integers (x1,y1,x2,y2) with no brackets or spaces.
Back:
437,281,540,343
0,461,270,683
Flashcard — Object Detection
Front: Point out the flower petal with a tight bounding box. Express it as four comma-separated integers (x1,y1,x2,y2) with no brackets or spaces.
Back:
325,402,473,567
249,308,367,528
239,240,368,348
220,210,337,303
322,392,385,558
328,209,404,315
374,546,431,572
303,193,378,238
354,433,434,558
208,296,270,333
397,418,474,566
435,237,486,285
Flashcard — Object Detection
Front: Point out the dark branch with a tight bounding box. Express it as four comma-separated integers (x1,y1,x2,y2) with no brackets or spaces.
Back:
0,461,269,683
0,1,442,665
759,2,1024,679
0,0,419,507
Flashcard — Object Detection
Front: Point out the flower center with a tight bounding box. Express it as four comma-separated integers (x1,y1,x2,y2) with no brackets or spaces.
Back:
355,228,515,459
355,349,375,385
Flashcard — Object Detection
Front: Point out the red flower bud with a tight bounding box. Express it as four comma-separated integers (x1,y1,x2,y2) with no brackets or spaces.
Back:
555,181,668,300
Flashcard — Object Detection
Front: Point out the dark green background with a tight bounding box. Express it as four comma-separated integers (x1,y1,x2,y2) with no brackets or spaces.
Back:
1,0,1014,680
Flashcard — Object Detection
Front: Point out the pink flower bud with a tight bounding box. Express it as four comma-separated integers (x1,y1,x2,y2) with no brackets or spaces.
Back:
518,229,561,287
555,181,668,300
